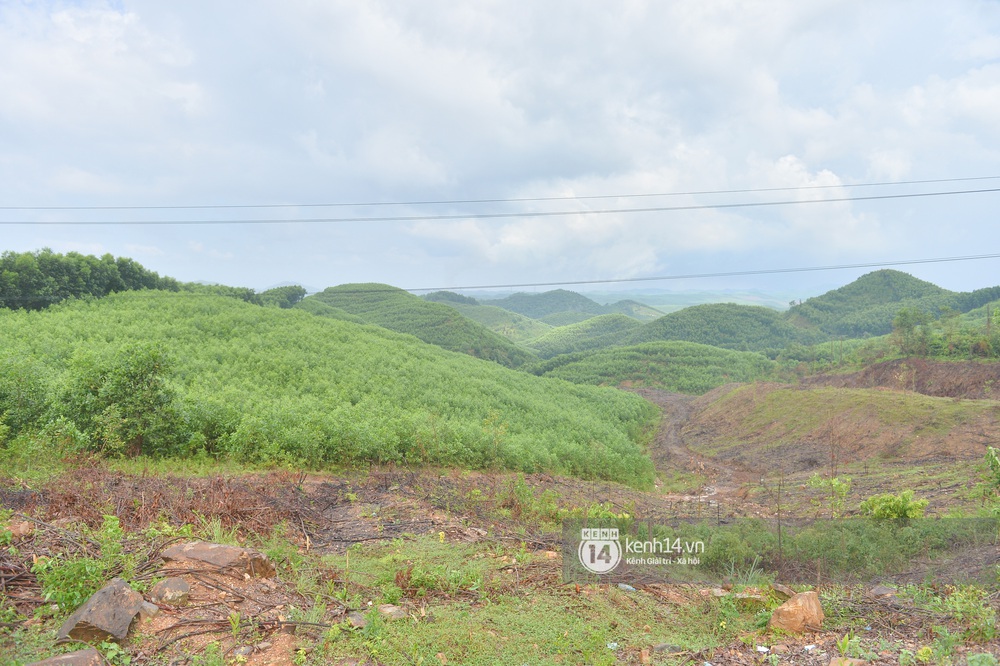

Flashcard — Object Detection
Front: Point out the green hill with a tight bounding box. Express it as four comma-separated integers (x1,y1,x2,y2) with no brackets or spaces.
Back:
527,314,643,359
486,289,606,319
530,341,776,393
602,299,665,322
483,289,664,323
445,302,553,345
306,284,535,368
786,269,1000,337
626,303,826,351
0,292,657,485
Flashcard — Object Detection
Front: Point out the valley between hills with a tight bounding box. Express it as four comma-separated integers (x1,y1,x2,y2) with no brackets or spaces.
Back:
3,249,1000,665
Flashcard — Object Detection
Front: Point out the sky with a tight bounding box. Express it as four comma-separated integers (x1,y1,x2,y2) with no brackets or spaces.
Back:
2,1,1000,299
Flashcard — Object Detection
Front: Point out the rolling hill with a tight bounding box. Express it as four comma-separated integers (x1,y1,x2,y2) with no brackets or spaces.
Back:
530,341,776,393
481,289,663,323
306,284,536,368
787,269,1000,337
526,314,643,358
625,302,827,352
0,291,657,485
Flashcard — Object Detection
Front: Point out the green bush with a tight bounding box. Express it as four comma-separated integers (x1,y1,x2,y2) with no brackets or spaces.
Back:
859,490,928,520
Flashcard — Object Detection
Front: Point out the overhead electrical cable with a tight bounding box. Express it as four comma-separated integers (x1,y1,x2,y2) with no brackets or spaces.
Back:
2,185,999,225
0,175,996,211
402,253,1000,292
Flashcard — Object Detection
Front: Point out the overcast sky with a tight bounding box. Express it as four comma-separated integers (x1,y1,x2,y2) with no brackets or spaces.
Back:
2,1,1000,298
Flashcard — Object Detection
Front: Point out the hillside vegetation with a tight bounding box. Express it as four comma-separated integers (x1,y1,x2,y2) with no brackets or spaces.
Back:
530,341,776,393
0,292,657,485
787,269,1000,337
307,284,536,368
526,314,643,358
0,248,179,309
443,302,553,344
626,302,827,352
481,289,663,323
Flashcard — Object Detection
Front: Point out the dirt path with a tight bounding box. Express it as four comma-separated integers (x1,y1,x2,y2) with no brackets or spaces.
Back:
631,388,756,500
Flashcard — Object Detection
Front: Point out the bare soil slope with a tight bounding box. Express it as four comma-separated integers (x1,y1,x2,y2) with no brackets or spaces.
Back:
682,382,1000,473
803,357,1000,399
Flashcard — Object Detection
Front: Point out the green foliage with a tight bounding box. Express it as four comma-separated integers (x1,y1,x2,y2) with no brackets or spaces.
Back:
60,342,179,457
859,490,928,520
445,301,553,344
0,292,656,486
422,291,479,306
530,341,776,393
986,447,1000,488
0,249,179,310
526,314,642,359
892,307,933,357
307,284,535,368
626,302,826,352
257,285,307,309
483,289,608,319
807,474,853,518
969,654,1000,666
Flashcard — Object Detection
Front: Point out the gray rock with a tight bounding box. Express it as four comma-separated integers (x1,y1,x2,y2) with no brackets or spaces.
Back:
25,649,103,666
771,582,796,598
56,578,144,643
149,577,191,606
377,604,408,620
346,611,368,629
160,542,276,578
653,643,684,654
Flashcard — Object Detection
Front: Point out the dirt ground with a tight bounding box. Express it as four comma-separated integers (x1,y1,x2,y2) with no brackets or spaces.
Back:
3,378,1000,663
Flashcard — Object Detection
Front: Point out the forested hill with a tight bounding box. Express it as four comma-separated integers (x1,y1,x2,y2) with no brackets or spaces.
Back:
481,289,662,321
787,269,1000,337
0,248,179,309
306,284,536,368
0,291,656,485
625,302,827,351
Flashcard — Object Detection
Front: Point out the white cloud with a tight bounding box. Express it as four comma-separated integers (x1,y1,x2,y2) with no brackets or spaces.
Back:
2,1,1000,291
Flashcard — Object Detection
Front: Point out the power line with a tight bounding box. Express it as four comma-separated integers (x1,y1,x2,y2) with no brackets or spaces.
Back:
2,185,999,225
1,175,999,212
403,253,1000,292
1,252,998,302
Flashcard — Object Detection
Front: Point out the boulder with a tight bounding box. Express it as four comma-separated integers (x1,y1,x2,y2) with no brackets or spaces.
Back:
56,578,144,643
768,591,824,633
160,542,276,578
148,577,191,606
25,649,103,666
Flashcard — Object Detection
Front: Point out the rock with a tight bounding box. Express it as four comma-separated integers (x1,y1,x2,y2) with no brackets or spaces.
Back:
346,611,368,629
733,591,767,609
148,577,191,606
377,604,407,620
138,601,159,620
56,578,144,643
772,582,796,598
869,584,896,598
25,649,104,665
829,658,866,666
8,520,34,540
653,643,684,654
232,646,254,657
768,591,824,633
160,542,276,578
